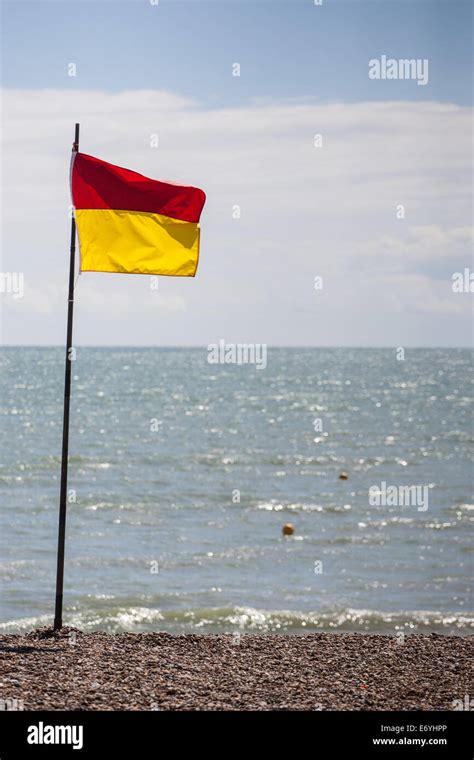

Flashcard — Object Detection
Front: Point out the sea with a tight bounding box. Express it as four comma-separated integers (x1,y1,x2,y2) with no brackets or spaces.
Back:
0,347,472,635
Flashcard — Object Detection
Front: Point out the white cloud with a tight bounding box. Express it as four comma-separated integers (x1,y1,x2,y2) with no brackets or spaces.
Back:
0,89,472,345
355,225,473,273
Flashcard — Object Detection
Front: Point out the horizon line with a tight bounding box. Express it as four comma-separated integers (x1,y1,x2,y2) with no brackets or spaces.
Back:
0,344,472,350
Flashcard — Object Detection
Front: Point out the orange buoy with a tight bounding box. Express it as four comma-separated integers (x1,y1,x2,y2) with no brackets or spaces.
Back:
282,523,294,536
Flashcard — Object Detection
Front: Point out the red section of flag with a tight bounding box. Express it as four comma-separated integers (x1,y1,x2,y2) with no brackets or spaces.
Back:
72,153,206,224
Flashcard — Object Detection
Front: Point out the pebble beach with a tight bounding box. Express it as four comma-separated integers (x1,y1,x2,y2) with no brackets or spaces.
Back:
1,627,472,711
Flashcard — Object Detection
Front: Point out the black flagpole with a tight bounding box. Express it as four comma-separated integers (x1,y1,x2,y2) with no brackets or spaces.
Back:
54,123,80,630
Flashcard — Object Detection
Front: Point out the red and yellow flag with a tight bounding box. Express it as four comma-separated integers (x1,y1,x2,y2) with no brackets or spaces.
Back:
71,153,206,276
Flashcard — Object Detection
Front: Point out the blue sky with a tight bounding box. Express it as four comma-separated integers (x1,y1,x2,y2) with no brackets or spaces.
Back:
0,0,472,346
2,0,472,105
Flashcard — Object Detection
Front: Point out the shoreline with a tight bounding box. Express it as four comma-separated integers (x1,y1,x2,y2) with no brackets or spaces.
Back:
0,627,472,711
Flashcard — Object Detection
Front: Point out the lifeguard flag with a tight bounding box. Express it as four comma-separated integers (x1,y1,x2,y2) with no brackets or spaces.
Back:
71,153,206,276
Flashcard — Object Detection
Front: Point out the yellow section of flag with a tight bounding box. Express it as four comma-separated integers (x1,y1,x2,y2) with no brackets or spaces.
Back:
76,209,200,277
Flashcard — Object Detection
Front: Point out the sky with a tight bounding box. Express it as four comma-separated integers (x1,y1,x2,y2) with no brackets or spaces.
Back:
0,0,472,346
